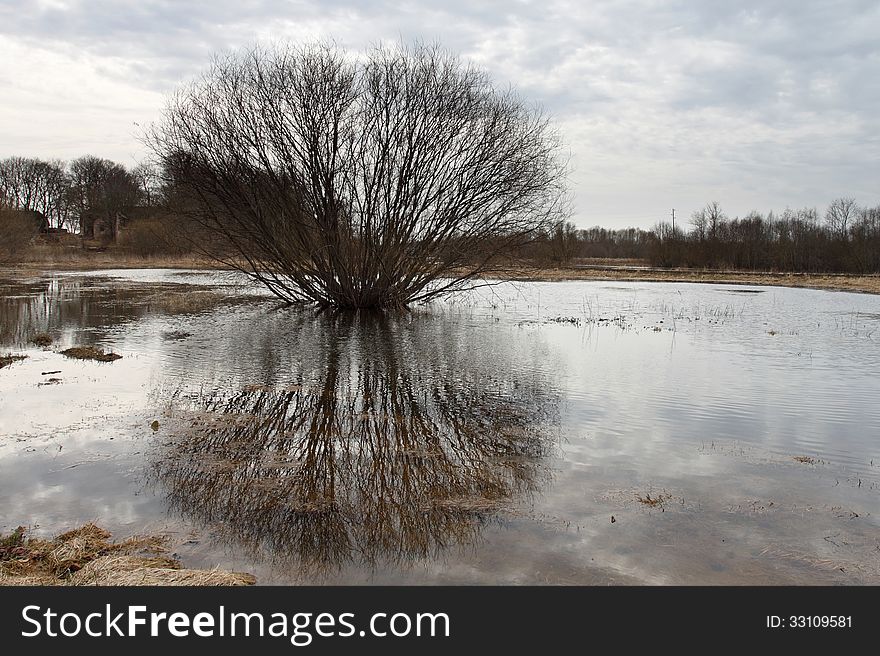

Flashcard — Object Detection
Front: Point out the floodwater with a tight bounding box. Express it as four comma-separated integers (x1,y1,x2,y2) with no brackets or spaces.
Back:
1,268,879,584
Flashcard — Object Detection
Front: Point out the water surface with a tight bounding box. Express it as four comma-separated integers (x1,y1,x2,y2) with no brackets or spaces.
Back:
1,268,878,584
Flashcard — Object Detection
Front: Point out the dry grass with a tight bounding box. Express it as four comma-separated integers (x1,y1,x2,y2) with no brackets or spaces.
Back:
0,523,255,586
486,264,880,295
60,346,122,362
576,257,648,267
793,455,817,464
0,354,27,369
31,333,54,347
12,243,220,271
71,556,255,586
150,290,227,314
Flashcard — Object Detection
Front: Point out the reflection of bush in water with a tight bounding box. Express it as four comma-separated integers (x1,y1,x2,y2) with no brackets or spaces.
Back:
154,314,558,573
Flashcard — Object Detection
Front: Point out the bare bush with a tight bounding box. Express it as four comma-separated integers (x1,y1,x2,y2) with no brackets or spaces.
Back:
0,206,38,261
147,42,568,308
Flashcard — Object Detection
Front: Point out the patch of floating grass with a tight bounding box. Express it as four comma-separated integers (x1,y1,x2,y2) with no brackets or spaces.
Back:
60,346,122,362
151,290,227,315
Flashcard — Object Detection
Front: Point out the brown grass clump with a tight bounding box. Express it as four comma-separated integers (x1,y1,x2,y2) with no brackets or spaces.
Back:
0,523,255,586
30,333,54,347
150,290,227,315
0,354,27,369
793,455,816,464
70,556,254,586
635,492,673,508
60,346,122,362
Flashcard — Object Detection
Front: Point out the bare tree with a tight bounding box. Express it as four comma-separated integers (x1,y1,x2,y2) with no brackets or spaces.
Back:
132,162,163,206
546,220,579,264
0,156,72,230
690,207,708,242
69,155,143,238
0,157,39,212
825,197,859,239
856,204,880,237
147,42,568,308
704,201,726,239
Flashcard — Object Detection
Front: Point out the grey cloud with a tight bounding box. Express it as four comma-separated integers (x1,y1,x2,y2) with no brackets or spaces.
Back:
0,0,878,226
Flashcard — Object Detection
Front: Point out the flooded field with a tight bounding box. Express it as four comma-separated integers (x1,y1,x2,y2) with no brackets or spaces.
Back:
1,268,879,584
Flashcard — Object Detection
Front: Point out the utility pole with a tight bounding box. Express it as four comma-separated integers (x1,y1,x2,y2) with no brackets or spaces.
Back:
671,208,675,233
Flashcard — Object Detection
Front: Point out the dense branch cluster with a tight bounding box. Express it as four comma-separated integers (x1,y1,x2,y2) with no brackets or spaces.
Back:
148,42,568,308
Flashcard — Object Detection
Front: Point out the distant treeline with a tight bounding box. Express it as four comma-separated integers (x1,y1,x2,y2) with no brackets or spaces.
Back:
2,154,878,273
0,154,182,259
529,199,880,273
0,155,157,237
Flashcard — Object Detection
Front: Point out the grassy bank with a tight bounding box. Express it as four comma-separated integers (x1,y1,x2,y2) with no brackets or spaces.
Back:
493,264,880,295
7,248,880,294
0,523,255,586
10,248,219,271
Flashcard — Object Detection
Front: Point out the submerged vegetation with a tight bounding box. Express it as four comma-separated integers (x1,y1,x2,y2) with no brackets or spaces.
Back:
635,492,674,509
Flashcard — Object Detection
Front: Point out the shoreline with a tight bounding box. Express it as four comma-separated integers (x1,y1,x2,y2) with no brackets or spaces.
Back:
5,257,880,295
493,265,880,295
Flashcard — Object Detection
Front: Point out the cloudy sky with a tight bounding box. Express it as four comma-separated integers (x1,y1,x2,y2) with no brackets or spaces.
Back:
1,0,877,229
